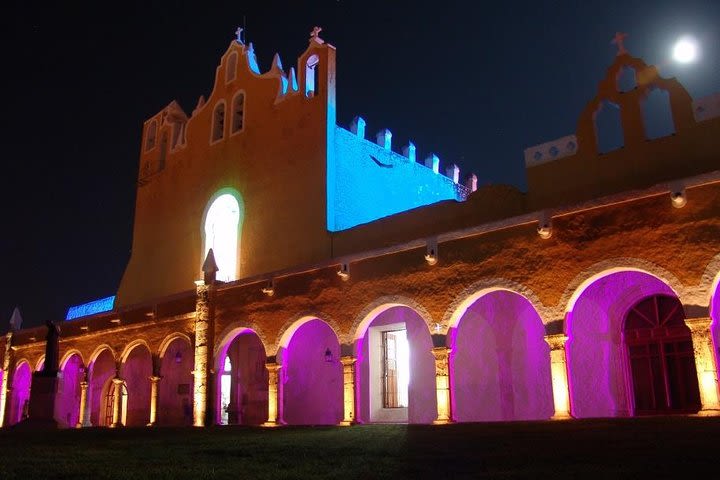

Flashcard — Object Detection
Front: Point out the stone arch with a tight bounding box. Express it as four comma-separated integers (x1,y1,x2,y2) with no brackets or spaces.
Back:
442,278,551,333
156,334,194,426
275,316,343,425
34,355,45,372
354,300,436,424
88,344,117,367
158,332,193,359
564,265,686,418
59,349,85,371
87,346,117,427
559,258,688,322
351,295,435,342
119,340,153,426
213,324,268,426
57,351,84,428
276,312,344,357
446,287,553,422
8,360,32,425
119,339,152,365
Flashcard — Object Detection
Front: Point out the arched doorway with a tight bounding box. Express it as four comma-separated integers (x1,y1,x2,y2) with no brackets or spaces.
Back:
88,348,116,427
101,377,128,426
8,361,31,426
120,343,152,427
355,305,436,424
278,318,343,425
57,353,84,428
450,290,553,422
624,294,700,414
158,336,194,426
215,328,268,425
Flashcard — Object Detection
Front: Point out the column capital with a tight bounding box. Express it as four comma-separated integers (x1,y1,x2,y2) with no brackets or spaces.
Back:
111,377,125,386
149,375,162,383
266,362,282,373
340,356,356,367
80,380,89,389
544,333,568,351
684,317,712,332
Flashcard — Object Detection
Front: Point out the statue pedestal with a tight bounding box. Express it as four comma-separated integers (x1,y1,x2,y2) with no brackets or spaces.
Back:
16,372,60,429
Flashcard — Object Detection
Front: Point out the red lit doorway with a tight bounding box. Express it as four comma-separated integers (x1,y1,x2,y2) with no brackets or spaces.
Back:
624,295,700,415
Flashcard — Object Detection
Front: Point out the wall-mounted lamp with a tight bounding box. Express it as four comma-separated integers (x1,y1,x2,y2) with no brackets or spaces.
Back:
324,348,334,363
537,222,552,239
261,280,275,296
337,263,350,281
425,240,438,265
175,351,183,364
671,190,687,208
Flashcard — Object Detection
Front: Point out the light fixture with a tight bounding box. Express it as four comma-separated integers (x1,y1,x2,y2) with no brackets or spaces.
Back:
671,190,687,208
337,262,350,281
324,348,334,363
425,240,438,265
175,351,183,364
537,222,552,239
261,280,275,296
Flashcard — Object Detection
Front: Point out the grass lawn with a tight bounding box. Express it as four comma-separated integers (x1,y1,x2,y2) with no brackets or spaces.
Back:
0,416,718,479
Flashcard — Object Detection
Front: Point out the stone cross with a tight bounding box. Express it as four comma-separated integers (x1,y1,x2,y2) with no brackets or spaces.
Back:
235,27,244,44
612,32,629,56
310,26,324,44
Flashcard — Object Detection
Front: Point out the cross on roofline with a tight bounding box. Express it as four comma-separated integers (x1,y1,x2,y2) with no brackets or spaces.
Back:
612,32,629,56
310,26,324,44
235,27,244,45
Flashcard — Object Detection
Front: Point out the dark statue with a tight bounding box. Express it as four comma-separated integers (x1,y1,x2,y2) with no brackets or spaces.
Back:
43,320,61,374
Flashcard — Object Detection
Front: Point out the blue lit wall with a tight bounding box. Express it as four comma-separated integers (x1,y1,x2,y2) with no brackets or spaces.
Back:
65,296,116,320
328,127,463,231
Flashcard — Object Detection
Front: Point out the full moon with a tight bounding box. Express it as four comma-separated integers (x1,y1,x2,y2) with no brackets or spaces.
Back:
672,37,698,63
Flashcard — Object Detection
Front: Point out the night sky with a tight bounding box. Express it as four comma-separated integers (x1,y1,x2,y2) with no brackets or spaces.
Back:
4,0,719,330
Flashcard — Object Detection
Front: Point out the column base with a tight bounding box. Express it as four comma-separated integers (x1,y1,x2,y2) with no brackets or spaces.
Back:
261,421,281,428
550,413,573,420
110,422,123,428
338,420,355,427
694,408,720,417
432,418,452,425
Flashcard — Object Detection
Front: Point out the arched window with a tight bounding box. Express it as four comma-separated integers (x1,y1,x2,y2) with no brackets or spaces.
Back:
305,54,319,97
220,356,232,425
145,120,158,151
226,52,238,83
203,192,242,282
231,92,245,134
211,102,226,143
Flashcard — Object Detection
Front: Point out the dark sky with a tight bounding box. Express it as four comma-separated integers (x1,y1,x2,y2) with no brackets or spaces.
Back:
3,0,719,330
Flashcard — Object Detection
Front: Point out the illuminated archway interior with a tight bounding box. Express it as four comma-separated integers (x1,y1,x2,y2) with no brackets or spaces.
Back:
204,193,241,282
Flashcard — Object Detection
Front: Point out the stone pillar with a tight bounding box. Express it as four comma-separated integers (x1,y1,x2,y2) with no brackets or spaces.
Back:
148,375,162,426
340,356,357,425
544,334,572,419
684,317,720,415
192,281,212,427
431,347,452,424
264,363,282,426
76,380,89,428
0,332,12,428
110,377,124,428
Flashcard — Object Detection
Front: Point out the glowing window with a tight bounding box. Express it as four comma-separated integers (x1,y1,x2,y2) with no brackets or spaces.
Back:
231,93,245,134
382,329,409,408
204,193,240,282
211,103,225,143
305,54,319,97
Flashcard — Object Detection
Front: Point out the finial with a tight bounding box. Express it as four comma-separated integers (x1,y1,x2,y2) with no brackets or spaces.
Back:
202,248,219,284
310,26,324,44
235,27,244,45
9,306,23,331
611,32,629,56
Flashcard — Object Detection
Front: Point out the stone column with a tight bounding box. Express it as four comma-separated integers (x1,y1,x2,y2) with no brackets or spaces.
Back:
110,377,124,428
684,317,720,415
147,375,162,426
192,281,212,427
544,334,572,419
0,331,12,428
431,346,452,424
76,380,89,428
340,356,356,425
264,363,282,426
